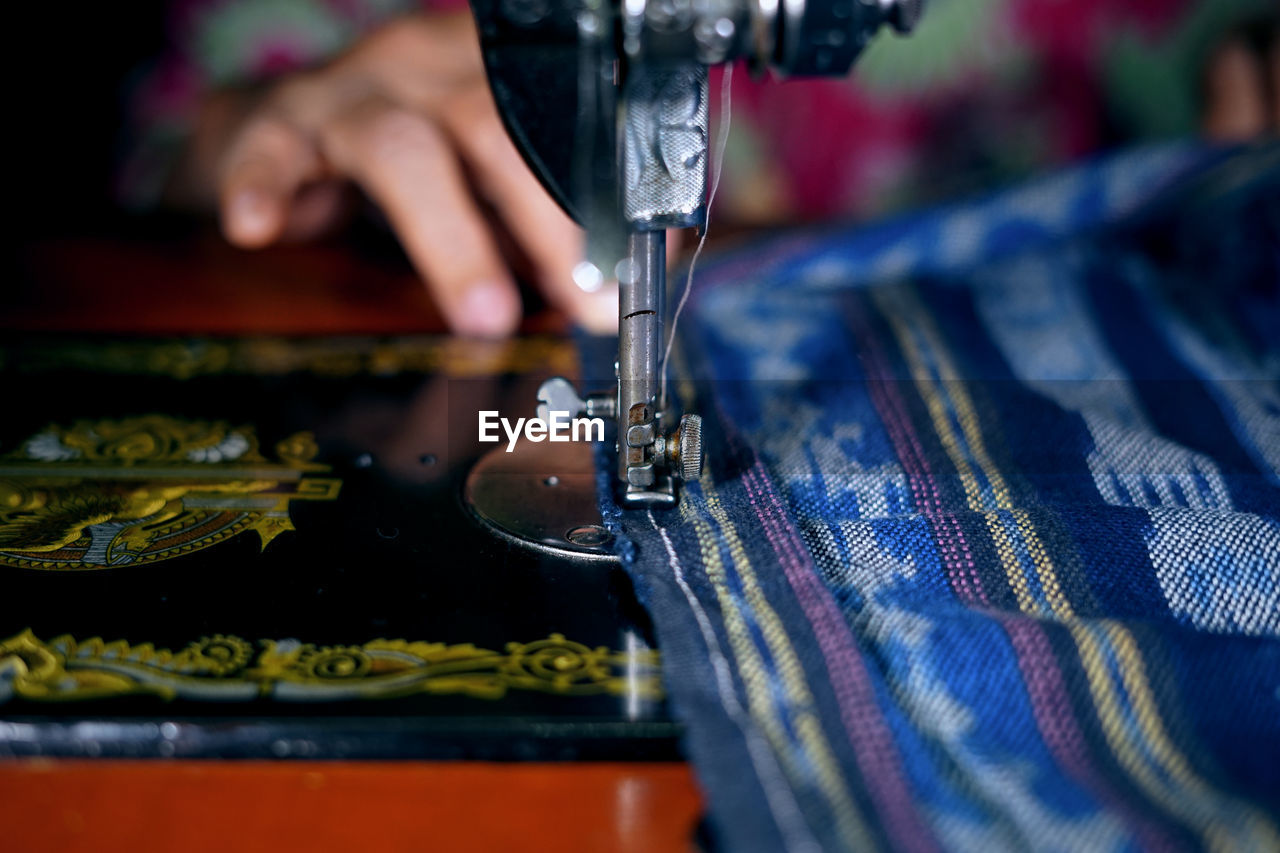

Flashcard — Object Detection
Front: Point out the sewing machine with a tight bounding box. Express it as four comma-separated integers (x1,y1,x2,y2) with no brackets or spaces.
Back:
0,0,918,787
468,0,923,509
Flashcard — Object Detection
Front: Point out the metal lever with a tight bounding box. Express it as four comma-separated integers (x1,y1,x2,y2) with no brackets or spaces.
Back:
537,377,615,423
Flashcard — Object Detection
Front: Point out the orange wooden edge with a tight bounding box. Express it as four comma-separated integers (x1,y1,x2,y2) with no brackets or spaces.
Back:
0,760,704,853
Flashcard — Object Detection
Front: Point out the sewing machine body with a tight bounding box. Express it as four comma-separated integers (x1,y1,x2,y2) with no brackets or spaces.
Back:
469,0,922,505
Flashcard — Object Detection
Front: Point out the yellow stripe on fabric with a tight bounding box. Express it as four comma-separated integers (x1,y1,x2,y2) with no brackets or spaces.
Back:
1071,622,1279,852
1009,508,1072,617
874,286,1041,615
902,286,1074,620
873,283,1278,849
679,480,875,852
668,317,872,847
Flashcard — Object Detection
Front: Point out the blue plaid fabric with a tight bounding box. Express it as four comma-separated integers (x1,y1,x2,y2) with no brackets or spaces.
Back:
602,142,1280,852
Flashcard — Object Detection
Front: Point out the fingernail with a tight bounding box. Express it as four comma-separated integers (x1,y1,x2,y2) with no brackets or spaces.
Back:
455,281,520,338
229,191,272,242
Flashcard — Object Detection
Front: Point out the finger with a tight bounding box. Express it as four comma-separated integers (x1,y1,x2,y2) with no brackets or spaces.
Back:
1203,39,1269,141
666,228,686,268
321,99,521,337
219,116,323,247
439,87,616,332
279,180,353,243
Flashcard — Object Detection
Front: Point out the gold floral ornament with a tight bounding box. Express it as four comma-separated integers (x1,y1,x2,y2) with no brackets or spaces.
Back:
0,416,340,570
502,636,619,692
0,631,663,703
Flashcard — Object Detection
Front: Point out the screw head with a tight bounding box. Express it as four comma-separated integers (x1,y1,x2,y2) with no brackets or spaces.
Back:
676,414,703,481
566,525,613,548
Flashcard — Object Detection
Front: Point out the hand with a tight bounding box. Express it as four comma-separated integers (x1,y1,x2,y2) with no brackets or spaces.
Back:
175,12,614,337
1203,21,1280,141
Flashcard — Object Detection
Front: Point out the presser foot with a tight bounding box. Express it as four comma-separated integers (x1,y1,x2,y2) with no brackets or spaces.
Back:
622,474,678,506
538,377,703,508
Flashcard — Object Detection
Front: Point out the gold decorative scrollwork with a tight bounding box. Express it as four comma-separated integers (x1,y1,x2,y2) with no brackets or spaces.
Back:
0,416,341,570
0,630,663,703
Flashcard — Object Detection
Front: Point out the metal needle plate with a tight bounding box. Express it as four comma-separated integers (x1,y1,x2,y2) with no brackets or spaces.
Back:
464,440,619,563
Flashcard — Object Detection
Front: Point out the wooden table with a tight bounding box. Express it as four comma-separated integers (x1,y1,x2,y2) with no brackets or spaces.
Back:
1,762,702,853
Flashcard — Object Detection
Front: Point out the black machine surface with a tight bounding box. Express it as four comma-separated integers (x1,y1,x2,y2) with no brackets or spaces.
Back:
0,336,676,759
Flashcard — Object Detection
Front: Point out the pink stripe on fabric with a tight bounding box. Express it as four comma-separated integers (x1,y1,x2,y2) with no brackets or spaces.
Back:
857,320,988,606
738,460,939,853
857,302,1177,849
999,616,1181,852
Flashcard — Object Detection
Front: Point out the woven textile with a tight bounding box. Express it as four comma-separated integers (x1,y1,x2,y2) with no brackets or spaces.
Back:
605,143,1280,852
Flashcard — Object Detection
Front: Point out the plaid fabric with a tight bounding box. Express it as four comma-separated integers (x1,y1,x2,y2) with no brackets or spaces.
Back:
604,142,1280,852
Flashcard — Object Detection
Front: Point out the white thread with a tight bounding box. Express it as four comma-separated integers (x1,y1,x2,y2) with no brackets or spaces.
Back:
660,63,734,408
648,508,820,853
